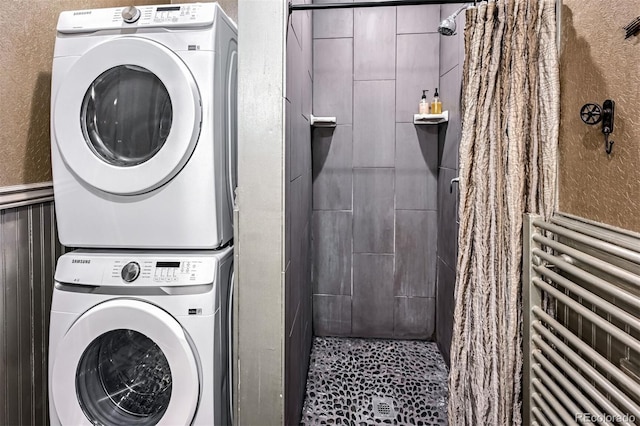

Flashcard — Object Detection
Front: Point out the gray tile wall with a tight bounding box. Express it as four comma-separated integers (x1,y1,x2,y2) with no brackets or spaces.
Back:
311,3,441,340
435,4,465,367
0,201,63,426
285,3,314,424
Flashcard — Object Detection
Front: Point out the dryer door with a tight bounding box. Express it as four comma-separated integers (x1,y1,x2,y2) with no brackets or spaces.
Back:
52,37,201,195
51,299,200,426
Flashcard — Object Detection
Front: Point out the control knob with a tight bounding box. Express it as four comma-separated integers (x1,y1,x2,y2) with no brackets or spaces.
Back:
121,262,141,283
121,6,141,23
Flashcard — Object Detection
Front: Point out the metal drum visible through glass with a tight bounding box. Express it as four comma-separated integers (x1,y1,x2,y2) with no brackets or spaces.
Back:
81,65,173,167
75,329,172,425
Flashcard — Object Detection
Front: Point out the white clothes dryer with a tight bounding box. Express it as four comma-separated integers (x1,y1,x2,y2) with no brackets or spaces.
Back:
50,4,237,249
48,247,234,426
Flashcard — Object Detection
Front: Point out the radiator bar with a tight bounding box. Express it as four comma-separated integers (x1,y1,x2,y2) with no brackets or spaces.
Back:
532,350,614,426
532,235,640,288
533,394,559,425
532,278,640,354
533,264,640,332
552,214,640,254
531,404,552,426
533,333,640,419
532,249,640,310
533,364,583,423
533,306,640,399
532,378,578,424
533,220,640,265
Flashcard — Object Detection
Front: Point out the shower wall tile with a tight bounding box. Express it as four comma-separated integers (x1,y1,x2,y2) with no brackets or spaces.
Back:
286,26,301,106
438,65,462,170
286,15,314,423
352,254,394,338
436,9,463,363
353,168,394,254
311,3,445,340
302,70,313,122
395,124,438,210
313,38,353,124
353,80,396,167
312,126,353,210
354,7,396,80
393,297,435,339
396,4,440,34
313,0,354,39
312,211,353,295
313,294,352,336
303,10,313,84
395,33,440,122
291,110,310,181
395,210,437,298
437,167,459,270
436,260,456,367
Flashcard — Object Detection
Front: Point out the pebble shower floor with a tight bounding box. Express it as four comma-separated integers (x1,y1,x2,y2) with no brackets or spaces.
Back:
301,337,449,425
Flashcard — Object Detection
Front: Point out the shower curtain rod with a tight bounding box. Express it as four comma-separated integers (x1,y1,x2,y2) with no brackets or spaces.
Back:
289,0,472,12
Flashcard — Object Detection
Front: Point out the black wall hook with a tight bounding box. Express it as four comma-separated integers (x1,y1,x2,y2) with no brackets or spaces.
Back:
580,100,615,155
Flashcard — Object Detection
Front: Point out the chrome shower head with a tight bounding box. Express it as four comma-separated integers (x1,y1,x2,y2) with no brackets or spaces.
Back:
438,16,457,36
438,5,469,36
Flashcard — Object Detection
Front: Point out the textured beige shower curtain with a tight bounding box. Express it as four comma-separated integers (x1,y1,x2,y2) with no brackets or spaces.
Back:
448,0,559,424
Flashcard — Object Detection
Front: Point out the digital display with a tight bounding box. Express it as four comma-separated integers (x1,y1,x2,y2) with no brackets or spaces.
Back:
156,261,180,268
157,6,181,12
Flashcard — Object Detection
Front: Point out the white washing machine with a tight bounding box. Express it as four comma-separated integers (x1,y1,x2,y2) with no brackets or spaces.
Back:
50,3,237,249
48,247,234,426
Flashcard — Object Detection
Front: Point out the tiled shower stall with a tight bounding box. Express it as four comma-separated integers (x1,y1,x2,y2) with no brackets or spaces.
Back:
285,1,466,423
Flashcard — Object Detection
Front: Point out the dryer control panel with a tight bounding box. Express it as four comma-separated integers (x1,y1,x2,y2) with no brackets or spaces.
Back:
55,252,218,286
57,3,216,33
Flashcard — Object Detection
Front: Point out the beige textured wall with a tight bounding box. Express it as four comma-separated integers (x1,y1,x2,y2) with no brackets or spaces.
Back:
0,0,236,188
559,1,640,232
0,0,167,187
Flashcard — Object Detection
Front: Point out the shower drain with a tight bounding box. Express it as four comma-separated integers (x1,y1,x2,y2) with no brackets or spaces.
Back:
372,396,396,419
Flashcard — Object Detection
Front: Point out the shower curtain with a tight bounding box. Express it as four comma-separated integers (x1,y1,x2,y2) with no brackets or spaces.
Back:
448,0,559,424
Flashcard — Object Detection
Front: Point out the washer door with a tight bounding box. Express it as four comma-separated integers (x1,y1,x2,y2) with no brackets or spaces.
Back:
51,299,200,426
53,37,201,195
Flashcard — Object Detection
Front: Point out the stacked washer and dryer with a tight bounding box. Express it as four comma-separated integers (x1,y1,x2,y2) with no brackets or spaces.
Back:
48,4,237,425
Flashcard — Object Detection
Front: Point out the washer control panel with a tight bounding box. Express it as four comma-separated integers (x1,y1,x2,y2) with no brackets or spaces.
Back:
55,252,217,286
57,3,216,33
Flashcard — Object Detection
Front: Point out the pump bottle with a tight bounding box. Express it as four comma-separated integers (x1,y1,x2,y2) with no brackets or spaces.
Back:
431,88,442,114
419,90,430,114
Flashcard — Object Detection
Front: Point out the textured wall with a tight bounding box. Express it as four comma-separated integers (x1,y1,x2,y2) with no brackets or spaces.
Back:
0,0,165,187
311,3,441,340
435,4,465,367
0,200,64,426
285,1,313,424
559,1,640,232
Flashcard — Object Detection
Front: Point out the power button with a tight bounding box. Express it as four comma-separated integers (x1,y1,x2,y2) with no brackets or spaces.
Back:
121,262,141,283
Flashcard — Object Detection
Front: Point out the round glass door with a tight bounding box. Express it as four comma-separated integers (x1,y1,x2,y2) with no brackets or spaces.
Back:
76,329,172,425
52,37,202,195
51,299,200,426
82,65,173,167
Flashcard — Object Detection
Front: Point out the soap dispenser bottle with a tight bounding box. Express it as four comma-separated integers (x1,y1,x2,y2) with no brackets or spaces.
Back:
431,88,442,114
419,90,430,114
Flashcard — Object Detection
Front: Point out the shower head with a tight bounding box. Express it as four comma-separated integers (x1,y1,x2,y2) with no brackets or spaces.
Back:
438,5,469,36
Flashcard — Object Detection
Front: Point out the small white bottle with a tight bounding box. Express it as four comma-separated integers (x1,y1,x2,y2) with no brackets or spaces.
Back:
419,90,430,114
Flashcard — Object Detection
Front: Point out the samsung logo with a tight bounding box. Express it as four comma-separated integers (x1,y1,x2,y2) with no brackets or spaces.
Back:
72,259,91,264
73,11,92,16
